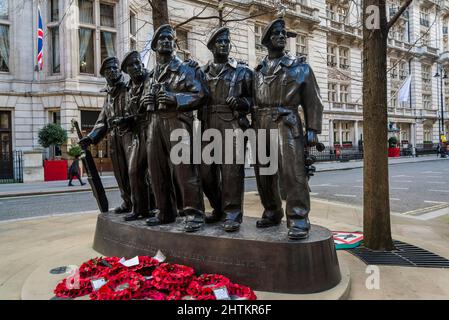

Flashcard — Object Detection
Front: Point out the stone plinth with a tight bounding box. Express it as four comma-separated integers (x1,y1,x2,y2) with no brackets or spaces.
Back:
93,213,342,294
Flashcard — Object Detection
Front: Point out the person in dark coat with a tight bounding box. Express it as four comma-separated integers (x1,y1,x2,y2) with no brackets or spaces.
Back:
68,155,86,186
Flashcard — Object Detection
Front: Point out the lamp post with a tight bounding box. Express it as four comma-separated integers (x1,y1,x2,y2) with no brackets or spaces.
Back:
434,63,448,157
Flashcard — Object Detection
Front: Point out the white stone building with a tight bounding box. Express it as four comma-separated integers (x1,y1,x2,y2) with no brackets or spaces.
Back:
1,0,448,182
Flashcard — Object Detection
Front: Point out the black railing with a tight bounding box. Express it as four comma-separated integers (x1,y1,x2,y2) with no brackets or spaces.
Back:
309,146,364,162
0,150,23,183
309,143,439,162
413,143,438,156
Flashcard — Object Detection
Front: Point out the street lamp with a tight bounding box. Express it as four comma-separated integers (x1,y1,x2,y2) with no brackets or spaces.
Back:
434,63,448,157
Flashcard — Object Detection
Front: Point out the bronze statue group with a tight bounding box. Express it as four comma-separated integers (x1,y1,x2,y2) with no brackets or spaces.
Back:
79,19,323,240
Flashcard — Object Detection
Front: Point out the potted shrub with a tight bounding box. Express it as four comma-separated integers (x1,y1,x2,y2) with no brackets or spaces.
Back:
388,136,400,158
38,123,68,181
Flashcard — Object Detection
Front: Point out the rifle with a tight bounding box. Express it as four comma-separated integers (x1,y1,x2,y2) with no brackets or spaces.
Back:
72,120,109,213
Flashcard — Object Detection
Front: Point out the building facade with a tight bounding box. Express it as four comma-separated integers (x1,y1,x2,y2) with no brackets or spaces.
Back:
1,0,448,181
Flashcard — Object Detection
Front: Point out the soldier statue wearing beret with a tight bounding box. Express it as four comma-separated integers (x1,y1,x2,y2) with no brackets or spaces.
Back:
200,27,253,232
253,19,324,240
143,24,208,233
120,51,156,221
79,57,133,214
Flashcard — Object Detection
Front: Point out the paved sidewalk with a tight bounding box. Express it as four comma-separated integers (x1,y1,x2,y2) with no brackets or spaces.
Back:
1,192,448,299
0,155,446,198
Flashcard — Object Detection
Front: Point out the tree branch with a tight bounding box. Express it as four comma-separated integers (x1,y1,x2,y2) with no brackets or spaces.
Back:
224,8,277,23
387,0,413,31
173,6,214,29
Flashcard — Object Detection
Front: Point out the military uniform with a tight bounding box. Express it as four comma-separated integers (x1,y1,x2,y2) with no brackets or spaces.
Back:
87,75,132,212
201,56,253,227
253,20,324,237
145,54,208,227
120,51,156,219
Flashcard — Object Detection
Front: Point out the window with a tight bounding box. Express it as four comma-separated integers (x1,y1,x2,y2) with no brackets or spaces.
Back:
340,84,349,103
296,34,307,56
326,2,336,20
0,0,7,20
327,44,337,67
255,24,264,51
423,94,432,109
79,28,94,74
399,123,409,142
176,29,190,61
50,27,60,73
0,111,12,158
399,61,408,79
420,32,429,47
0,24,9,72
390,59,398,78
78,1,116,75
0,111,9,129
422,65,431,83
342,122,351,142
255,23,266,63
50,0,59,22
337,6,347,24
390,24,405,41
101,31,115,62
328,83,337,102
424,125,433,142
391,91,398,108
48,1,60,74
100,3,114,27
339,47,349,69
129,11,137,51
420,7,429,27
130,12,137,36
79,0,94,24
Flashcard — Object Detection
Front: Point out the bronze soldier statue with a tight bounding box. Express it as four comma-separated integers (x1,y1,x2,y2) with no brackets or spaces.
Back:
143,24,208,233
253,19,323,240
201,27,253,232
79,57,132,214
120,51,156,221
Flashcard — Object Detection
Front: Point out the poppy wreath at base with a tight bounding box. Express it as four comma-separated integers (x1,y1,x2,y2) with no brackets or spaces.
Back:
54,277,93,299
229,283,257,300
79,256,122,279
129,256,160,276
133,281,167,300
90,271,145,300
151,263,195,290
186,274,232,300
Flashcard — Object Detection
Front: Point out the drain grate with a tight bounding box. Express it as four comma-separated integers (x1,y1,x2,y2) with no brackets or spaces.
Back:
348,240,449,268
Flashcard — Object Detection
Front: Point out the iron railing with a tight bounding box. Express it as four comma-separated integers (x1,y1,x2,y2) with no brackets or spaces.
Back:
0,150,23,183
309,143,439,162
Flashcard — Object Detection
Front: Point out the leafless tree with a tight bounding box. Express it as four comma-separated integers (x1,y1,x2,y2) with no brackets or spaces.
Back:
362,0,412,251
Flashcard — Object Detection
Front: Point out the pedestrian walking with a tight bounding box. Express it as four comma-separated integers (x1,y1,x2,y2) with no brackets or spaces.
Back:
68,155,86,186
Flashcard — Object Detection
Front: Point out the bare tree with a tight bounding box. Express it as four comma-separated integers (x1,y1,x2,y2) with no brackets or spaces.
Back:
362,0,412,251
148,0,169,29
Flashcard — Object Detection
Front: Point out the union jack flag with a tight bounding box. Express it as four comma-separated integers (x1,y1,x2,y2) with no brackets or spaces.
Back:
37,5,44,71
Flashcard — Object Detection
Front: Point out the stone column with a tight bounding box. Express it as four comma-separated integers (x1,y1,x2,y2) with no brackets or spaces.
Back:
354,120,359,144
338,121,343,145
329,119,334,146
